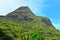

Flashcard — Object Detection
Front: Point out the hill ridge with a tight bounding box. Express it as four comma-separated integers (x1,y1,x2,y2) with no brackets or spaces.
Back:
0,6,60,40
4,6,53,26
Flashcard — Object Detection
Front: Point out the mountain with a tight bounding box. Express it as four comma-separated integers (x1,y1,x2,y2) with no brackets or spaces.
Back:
5,6,35,21
5,6,53,26
0,6,60,40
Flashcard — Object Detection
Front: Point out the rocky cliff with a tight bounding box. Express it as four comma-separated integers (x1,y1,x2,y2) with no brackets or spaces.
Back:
5,6,53,26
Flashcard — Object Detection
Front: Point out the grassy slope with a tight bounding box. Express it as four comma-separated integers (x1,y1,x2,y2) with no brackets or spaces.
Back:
0,17,44,40
0,16,60,40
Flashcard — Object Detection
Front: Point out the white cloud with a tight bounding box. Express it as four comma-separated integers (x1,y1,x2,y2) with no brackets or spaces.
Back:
0,0,47,16
0,0,18,15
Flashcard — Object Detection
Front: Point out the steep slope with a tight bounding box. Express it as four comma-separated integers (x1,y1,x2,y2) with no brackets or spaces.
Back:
5,6,53,26
0,6,60,40
5,6,35,22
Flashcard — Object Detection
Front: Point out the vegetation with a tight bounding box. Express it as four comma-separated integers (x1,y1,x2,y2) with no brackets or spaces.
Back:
0,17,44,40
0,6,60,40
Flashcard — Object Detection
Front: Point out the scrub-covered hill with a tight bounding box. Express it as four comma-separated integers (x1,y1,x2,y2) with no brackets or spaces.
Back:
0,6,60,40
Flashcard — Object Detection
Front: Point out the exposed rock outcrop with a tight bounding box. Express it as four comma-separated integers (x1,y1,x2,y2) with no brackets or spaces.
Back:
5,6,53,26
41,17,53,26
5,6,34,22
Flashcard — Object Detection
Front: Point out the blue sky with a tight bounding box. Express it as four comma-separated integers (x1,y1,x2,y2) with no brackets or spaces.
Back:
0,0,60,30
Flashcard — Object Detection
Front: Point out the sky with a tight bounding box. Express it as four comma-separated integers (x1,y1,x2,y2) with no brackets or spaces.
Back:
0,0,60,30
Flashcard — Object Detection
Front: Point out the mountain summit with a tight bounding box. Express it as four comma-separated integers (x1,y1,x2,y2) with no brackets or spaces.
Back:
5,6,53,26
5,6,35,21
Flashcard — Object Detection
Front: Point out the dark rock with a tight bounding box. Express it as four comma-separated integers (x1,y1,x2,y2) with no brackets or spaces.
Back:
5,6,53,27
5,6,34,22
41,17,53,26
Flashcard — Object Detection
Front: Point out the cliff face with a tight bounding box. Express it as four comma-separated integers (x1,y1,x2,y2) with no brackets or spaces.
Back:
5,6,35,22
5,6,53,26
0,6,59,40
41,17,53,26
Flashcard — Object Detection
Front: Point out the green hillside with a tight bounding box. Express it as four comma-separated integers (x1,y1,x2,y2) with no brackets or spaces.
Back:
0,6,60,40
